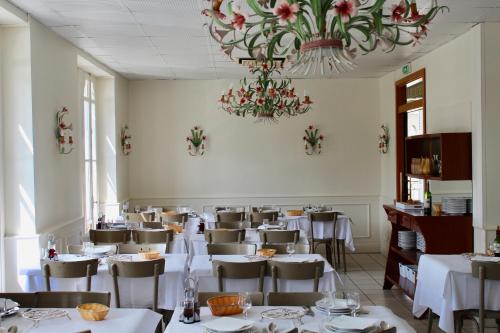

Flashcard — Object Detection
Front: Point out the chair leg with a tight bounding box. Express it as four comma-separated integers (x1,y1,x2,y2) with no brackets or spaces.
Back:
453,311,464,333
336,239,341,268
495,319,500,333
341,240,347,273
325,243,333,268
427,310,434,333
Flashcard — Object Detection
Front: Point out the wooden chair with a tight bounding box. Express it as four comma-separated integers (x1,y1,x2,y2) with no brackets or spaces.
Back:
141,212,154,222
251,206,275,212
160,213,188,226
34,291,110,308
269,260,324,292
89,229,130,244
42,258,98,291
132,229,174,253
215,222,248,229
261,244,310,255
259,230,300,245
250,212,279,223
123,213,144,222
204,229,246,243
207,243,257,255
268,292,324,306
309,212,343,270
452,261,500,333
142,222,164,229
67,244,83,254
212,260,267,292
198,292,264,306
108,258,165,312
0,292,36,307
217,212,246,222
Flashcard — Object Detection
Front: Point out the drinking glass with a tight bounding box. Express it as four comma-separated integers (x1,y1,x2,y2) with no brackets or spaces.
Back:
238,292,252,319
286,243,295,257
346,292,361,317
263,219,269,228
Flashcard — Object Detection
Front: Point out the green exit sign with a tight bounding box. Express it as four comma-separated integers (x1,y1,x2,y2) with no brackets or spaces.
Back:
402,63,412,75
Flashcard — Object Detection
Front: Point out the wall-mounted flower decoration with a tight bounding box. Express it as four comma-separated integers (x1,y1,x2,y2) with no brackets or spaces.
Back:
55,106,74,154
187,126,206,156
378,124,390,154
121,125,132,155
303,125,323,155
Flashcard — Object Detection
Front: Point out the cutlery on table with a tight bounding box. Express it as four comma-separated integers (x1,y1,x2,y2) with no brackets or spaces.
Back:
302,306,314,317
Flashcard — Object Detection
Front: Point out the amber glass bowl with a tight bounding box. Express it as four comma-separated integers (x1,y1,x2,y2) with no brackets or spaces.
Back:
287,210,304,216
207,295,243,316
77,303,109,321
138,250,161,260
257,248,276,258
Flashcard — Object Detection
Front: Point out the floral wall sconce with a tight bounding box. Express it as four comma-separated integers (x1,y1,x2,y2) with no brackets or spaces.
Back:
121,125,132,155
303,125,323,155
378,124,390,154
186,126,206,156
55,106,74,154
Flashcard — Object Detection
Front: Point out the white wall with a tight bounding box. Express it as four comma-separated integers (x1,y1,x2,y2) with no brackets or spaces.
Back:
114,75,129,204
378,27,479,253
128,78,382,251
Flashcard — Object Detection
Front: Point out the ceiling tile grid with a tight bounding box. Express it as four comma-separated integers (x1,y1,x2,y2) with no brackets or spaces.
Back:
6,0,494,79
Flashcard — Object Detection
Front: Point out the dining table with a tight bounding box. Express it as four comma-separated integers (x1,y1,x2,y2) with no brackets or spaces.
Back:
1,308,162,333
20,253,188,310
165,305,416,333
413,254,500,333
189,254,337,295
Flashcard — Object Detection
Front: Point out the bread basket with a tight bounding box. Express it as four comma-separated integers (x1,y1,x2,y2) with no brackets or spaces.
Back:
287,210,304,217
257,248,276,258
138,250,161,260
76,303,109,321
207,295,243,316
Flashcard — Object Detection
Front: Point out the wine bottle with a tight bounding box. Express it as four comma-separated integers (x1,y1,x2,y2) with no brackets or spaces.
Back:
424,180,432,215
494,226,500,257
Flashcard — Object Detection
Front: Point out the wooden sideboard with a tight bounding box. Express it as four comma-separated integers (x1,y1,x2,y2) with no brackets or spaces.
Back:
383,205,473,299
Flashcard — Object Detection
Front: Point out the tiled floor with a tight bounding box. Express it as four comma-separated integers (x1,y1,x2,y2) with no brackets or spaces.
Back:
341,254,486,333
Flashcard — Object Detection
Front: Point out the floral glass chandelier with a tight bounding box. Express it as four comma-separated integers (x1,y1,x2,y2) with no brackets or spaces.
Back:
204,0,448,75
219,62,313,122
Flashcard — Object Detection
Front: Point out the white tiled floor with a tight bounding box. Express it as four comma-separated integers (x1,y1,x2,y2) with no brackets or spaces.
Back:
341,254,488,333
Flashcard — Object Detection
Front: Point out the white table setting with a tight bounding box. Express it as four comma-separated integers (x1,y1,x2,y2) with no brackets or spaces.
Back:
1,307,161,333
20,253,188,310
413,254,500,333
190,254,336,295
165,305,416,333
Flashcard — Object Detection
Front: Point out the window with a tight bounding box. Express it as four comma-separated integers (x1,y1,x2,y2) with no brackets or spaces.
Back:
395,70,426,202
83,75,98,230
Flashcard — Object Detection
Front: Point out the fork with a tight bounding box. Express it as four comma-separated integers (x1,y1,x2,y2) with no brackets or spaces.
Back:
302,305,315,317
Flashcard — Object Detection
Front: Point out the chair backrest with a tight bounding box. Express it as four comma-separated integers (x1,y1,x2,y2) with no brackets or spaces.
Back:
123,213,144,222
217,212,246,222
141,212,154,222
67,244,83,254
142,222,164,229
204,229,245,243
250,212,279,222
89,229,130,244
0,292,36,308
250,220,286,229
161,213,188,224
215,222,247,230
252,206,275,213
261,244,310,255
34,291,110,308
472,261,500,333
207,243,257,255
108,258,165,311
42,258,99,292
308,212,338,240
269,260,324,292
259,230,300,244
198,292,264,306
133,229,174,244
267,292,324,306
212,260,267,292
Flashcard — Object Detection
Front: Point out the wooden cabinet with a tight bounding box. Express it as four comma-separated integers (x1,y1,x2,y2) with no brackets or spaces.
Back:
405,133,472,181
383,205,473,299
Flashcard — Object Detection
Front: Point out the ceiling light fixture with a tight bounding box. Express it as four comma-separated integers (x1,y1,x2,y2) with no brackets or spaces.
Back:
203,0,448,75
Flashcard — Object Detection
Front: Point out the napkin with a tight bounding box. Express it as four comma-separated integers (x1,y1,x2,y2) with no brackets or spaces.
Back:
202,317,254,332
326,315,380,330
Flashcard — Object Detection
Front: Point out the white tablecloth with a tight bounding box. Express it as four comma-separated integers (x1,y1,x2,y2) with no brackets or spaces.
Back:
166,306,416,333
188,229,308,256
3,308,161,333
20,253,188,310
413,254,500,333
190,254,336,294
281,215,355,251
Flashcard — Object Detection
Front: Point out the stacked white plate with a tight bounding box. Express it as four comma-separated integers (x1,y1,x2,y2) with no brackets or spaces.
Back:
398,231,416,250
323,316,380,333
202,317,255,333
315,298,352,316
442,197,468,215
416,232,426,252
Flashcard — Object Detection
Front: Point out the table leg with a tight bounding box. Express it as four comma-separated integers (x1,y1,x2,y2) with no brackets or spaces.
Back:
341,240,347,273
